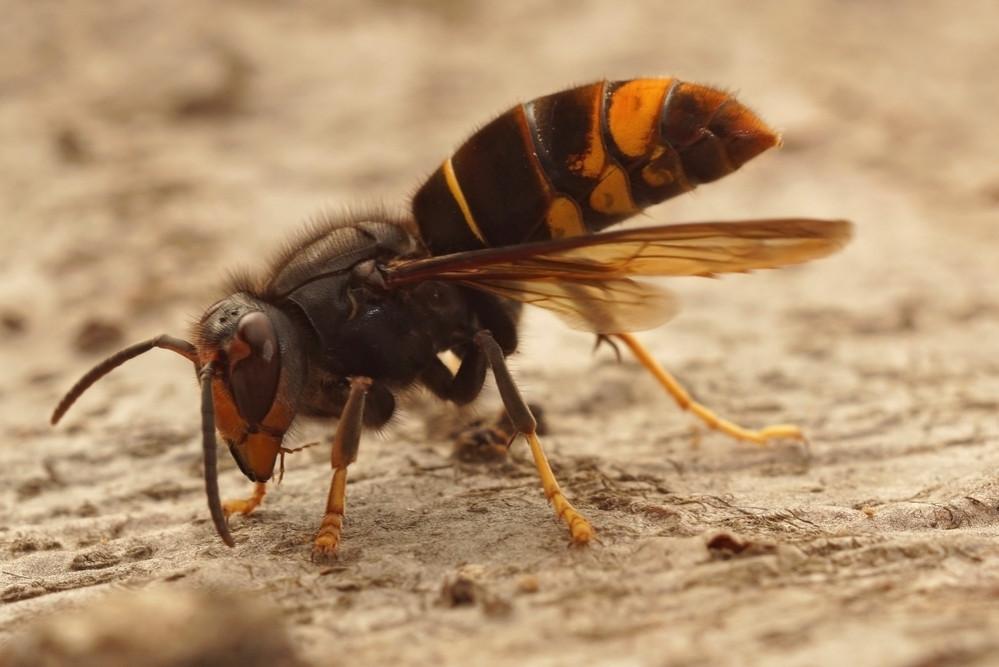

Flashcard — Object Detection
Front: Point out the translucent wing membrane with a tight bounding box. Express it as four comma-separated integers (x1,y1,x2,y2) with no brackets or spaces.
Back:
387,218,851,333
515,219,852,279
470,277,679,333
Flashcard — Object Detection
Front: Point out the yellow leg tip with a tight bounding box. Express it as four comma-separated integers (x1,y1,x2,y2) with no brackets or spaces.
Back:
222,482,267,519
222,499,251,518
565,511,597,546
523,431,598,546
550,494,596,546
723,422,807,446
311,539,340,563
312,515,343,563
756,424,805,441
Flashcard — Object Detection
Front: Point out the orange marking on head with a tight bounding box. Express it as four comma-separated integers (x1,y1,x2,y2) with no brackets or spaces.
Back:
211,361,298,482
231,432,283,482
211,381,244,443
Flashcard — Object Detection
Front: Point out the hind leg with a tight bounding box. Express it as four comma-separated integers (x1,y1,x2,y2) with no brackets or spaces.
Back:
612,332,804,445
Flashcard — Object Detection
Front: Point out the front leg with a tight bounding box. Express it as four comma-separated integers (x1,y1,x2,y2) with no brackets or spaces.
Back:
312,375,372,562
223,481,267,519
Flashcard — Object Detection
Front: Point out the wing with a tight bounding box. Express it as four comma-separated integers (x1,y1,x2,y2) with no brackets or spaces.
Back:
386,218,851,334
464,276,681,334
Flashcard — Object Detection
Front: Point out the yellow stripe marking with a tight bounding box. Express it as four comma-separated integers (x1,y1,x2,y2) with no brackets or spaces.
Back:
442,158,486,244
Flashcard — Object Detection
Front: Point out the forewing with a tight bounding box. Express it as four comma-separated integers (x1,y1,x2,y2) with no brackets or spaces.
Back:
385,218,850,334
388,219,851,284
522,218,852,278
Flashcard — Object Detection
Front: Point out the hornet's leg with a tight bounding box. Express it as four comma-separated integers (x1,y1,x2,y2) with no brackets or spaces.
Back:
474,330,595,546
223,481,268,519
612,332,804,445
312,376,372,561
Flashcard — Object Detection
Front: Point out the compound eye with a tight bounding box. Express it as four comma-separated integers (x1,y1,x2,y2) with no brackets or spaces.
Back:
229,311,281,424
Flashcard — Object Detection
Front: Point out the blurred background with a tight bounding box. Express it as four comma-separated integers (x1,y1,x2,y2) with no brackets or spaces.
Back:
1,1,997,665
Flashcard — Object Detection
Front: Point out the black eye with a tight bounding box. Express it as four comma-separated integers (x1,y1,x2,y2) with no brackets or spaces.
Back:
229,311,281,424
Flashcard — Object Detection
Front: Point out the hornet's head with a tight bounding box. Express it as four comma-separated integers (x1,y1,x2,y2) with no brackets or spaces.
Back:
51,293,306,547
193,294,307,484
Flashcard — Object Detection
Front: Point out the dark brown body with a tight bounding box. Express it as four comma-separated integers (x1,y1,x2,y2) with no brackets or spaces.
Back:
203,78,775,482
51,78,849,555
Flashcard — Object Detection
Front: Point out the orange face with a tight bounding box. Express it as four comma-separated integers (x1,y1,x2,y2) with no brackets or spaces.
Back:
207,386,262,481
197,306,298,482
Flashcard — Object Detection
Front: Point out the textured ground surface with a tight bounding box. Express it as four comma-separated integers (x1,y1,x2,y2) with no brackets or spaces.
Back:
1,2,998,665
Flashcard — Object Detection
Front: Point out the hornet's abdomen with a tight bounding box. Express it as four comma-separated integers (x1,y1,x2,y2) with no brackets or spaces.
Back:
412,79,780,255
